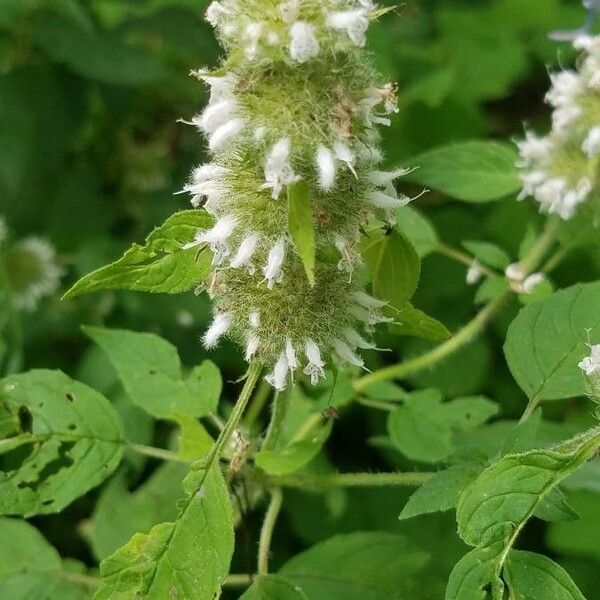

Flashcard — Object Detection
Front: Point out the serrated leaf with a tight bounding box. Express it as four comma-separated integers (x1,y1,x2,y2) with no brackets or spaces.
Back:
395,206,439,257
279,532,430,600
388,302,452,341
504,551,585,600
400,463,483,520
89,463,189,560
404,141,520,202
387,390,498,463
504,282,600,402
255,419,333,476
240,575,308,600
0,518,92,599
463,241,510,269
83,327,221,420
287,181,315,286
362,229,420,308
0,370,123,517
63,211,213,299
96,466,234,600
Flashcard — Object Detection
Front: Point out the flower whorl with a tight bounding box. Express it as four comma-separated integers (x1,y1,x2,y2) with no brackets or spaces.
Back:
518,35,600,221
185,0,403,389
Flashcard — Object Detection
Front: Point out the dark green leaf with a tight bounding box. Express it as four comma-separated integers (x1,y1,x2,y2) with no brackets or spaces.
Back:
287,181,315,286
395,206,439,257
240,575,308,600
388,303,451,341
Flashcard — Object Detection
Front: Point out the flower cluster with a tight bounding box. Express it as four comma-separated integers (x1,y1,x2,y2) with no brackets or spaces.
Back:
183,0,404,389
517,35,600,221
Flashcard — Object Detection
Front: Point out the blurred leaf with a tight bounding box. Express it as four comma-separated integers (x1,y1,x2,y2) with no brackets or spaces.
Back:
240,575,308,600
63,211,214,299
395,206,439,258
96,466,233,600
474,276,509,305
534,487,578,523
404,141,520,203
362,229,420,308
280,532,430,600
288,181,315,286
84,326,221,420
388,303,451,342
504,282,600,402
462,241,510,270
0,370,123,517
176,414,213,461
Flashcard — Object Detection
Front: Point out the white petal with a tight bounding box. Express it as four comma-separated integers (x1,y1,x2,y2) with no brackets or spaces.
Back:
249,310,261,328
209,118,245,152
289,22,320,63
265,352,289,391
203,313,232,349
200,99,238,134
523,273,546,294
582,126,600,157
316,146,336,191
230,233,259,269
286,337,299,370
343,328,376,349
367,190,408,209
245,334,260,361
263,238,286,288
334,339,365,368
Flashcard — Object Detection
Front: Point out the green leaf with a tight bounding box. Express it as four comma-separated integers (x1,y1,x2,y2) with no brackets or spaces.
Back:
0,370,123,517
462,241,510,270
362,229,420,308
83,326,221,420
96,466,234,600
63,211,213,299
279,532,430,600
387,390,498,463
504,551,586,600
474,276,510,305
89,463,189,560
388,302,452,341
255,420,333,476
395,206,439,257
399,463,483,520
240,575,308,600
0,518,92,599
404,141,520,202
504,282,600,402
287,181,315,286
534,487,578,523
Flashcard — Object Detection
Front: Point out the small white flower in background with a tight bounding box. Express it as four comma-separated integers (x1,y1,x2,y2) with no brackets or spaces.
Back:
265,351,289,390
289,22,320,63
184,215,237,265
517,132,553,165
582,126,600,156
203,312,232,348
279,0,300,24
261,138,300,199
522,272,546,294
205,1,227,27
263,238,286,288
505,262,525,284
466,260,484,285
327,10,370,47
579,344,600,377
303,339,325,384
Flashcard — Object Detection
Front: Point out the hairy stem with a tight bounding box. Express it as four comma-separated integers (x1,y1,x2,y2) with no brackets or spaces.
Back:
257,488,283,575
266,471,433,488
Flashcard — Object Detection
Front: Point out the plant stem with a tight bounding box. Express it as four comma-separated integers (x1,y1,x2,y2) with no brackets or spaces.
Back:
257,488,283,575
266,471,433,489
0,255,24,375
125,442,189,463
436,243,497,277
261,391,288,452
245,379,271,428
519,216,561,274
353,292,511,392
356,397,399,412
225,574,254,587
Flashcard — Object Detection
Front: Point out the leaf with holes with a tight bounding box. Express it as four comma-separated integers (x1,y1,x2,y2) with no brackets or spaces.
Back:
504,282,600,402
83,326,221,420
0,370,123,517
96,466,234,600
62,210,213,299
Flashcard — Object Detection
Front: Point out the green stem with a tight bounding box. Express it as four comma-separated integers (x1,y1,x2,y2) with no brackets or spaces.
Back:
353,292,511,392
0,255,23,375
356,397,399,412
245,379,271,428
257,488,283,575
436,243,497,277
225,574,254,587
261,391,288,452
519,216,561,274
267,471,433,489
125,442,189,463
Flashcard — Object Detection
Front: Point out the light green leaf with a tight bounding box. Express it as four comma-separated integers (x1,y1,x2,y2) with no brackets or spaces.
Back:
0,518,92,599
463,241,510,270
176,414,214,461
255,420,333,476
395,206,439,257
504,282,600,402
83,326,221,420
280,532,430,600
287,181,315,286
387,390,498,463
0,370,123,517
504,551,585,600
240,575,308,600
399,463,483,520
534,487,578,523
362,229,420,308
96,466,234,600
89,463,189,560
474,276,510,305
388,302,451,341
404,141,520,203
63,211,213,299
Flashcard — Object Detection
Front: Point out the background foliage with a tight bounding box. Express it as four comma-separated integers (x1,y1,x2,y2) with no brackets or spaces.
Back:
1,0,600,598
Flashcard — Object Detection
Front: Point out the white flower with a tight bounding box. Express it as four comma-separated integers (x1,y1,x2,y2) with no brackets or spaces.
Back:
263,238,286,288
505,262,525,283
198,98,239,134
367,190,410,210
279,0,300,24
289,22,320,63
326,10,370,47
230,233,260,270
466,260,483,285
333,141,357,177
350,291,393,327
523,273,546,294
205,1,227,27
303,339,325,384
184,215,237,265
209,118,246,153
367,168,411,187
198,73,237,105
262,138,299,199
203,312,232,348
245,22,264,59
245,333,260,361
517,131,553,165
583,126,600,156
334,339,365,368
343,328,376,349
316,146,336,191
266,351,289,390
183,163,228,208
579,345,600,377
249,310,261,328
286,337,299,371
546,71,581,108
